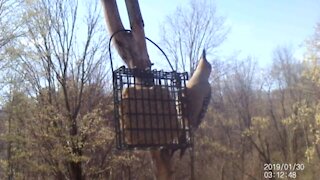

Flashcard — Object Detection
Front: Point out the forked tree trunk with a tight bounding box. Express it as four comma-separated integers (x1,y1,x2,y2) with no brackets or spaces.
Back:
101,0,151,69
101,0,174,179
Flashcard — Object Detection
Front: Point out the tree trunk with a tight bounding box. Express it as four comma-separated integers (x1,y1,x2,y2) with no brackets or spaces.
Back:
150,150,173,180
69,117,82,180
7,113,13,180
70,161,82,180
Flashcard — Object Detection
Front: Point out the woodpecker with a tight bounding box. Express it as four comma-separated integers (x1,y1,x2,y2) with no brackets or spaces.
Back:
173,49,212,158
186,49,212,129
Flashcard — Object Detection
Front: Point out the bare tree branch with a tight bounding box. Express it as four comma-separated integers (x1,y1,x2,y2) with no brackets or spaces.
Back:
101,0,151,69
161,0,228,75
101,0,124,34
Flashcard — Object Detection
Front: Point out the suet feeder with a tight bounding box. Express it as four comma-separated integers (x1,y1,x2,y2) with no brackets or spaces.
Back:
109,30,192,150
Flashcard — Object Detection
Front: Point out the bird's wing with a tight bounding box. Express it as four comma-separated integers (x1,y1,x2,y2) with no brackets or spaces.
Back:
196,87,211,124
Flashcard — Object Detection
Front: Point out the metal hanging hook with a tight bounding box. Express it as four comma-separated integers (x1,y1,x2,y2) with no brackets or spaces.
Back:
108,29,175,75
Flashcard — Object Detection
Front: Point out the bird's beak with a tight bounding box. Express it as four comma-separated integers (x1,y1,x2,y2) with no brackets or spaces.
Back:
202,49,206,60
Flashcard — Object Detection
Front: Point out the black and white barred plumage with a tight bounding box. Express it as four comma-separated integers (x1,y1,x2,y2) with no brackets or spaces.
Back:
186,49,212,129
173,49,212,158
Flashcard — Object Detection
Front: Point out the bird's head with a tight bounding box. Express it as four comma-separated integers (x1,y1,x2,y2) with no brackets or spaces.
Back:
195,49,212,80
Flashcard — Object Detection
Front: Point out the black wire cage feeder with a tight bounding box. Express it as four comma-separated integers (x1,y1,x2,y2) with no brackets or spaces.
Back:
109,30,192,150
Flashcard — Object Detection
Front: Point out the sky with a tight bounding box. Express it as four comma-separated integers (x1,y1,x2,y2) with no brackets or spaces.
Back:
113,0,320,69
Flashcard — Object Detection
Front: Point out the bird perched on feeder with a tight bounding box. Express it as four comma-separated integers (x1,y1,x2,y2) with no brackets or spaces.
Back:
186,49,212,129
175,49,212,158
